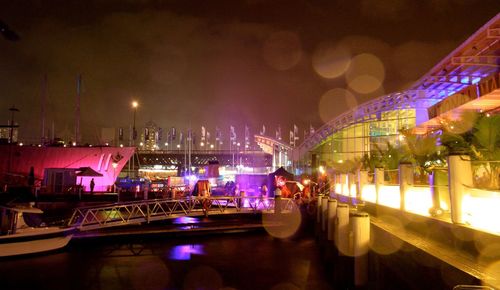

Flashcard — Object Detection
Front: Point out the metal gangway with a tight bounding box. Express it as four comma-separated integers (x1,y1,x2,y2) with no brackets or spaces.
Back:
67,196,299,231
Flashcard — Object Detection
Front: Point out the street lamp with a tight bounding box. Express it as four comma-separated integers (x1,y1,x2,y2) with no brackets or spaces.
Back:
132,101,138,144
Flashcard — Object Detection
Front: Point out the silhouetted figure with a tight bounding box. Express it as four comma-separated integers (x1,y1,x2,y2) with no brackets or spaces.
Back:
28,166,35,187
90,178,95,194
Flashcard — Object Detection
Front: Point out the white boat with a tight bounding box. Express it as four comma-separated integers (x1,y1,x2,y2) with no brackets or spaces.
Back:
0,204,74,257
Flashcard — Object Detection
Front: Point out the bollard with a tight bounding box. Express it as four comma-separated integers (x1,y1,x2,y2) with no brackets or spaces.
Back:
351,211,370,287
335,203,350,256
327,199,338,241
448,154,472,224
321,195,329,231
316,193,323,223
274,188,282,214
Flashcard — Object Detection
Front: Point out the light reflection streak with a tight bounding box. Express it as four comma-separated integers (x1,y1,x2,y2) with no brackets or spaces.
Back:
172,216,199,224
169,244,205,261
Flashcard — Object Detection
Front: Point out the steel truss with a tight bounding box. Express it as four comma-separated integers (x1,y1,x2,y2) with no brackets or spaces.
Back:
68,196,298,231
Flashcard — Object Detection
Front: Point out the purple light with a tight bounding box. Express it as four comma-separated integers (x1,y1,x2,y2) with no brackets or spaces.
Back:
472,77,481,84
169,244,204,260
172,216,199,224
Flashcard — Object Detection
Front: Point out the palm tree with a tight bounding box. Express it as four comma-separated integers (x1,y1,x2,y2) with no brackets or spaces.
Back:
360,153,382,173
440,113,500,190
373,141,410,183
403,132,446,183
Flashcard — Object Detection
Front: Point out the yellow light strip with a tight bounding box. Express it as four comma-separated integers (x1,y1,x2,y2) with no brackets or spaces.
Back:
405,186,433,216
378,185,401,209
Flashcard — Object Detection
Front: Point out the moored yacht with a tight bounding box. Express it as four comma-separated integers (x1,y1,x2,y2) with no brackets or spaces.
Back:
0,203,74,257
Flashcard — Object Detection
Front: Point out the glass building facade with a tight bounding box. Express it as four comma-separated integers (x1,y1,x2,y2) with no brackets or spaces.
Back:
311,108,416,166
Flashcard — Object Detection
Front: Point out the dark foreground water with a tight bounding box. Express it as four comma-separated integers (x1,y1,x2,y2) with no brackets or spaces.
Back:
0,230,334,290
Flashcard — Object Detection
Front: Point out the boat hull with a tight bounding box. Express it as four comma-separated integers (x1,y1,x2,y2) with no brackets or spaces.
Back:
0,227,74,257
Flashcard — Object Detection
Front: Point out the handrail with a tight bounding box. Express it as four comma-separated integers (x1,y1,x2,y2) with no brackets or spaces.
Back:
67,196,299,231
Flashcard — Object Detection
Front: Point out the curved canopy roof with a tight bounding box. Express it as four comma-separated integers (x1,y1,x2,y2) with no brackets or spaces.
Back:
298,13,500,156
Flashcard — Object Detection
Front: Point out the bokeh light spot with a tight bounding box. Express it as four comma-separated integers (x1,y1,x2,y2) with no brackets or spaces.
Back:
483,260,500,289
262,203,302,239
369,215,405,255
346,53,385,94
347,75,382,94
183,265,223,290
312,43,351,79
262,31,302,71
318,88,357,123
440,110,478,134
130,257,170,290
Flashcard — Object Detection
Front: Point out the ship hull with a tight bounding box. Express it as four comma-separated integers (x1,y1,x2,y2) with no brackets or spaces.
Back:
0,145,135,192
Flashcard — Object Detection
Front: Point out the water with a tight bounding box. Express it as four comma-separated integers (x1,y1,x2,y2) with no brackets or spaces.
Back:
0,231,333,290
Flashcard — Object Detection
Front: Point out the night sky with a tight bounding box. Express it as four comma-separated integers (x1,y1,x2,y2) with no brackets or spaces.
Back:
1,0,499,144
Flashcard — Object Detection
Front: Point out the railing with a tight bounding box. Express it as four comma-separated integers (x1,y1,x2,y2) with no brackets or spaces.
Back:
316,183,332,196
67,196,298,231
329,156,500,235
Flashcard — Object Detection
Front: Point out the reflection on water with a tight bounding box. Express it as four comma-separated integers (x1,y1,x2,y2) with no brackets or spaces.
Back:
0,232,332,290
169,244,205,261
172,216,199,225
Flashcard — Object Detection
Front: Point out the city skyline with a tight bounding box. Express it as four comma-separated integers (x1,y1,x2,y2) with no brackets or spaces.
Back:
1,0,499,143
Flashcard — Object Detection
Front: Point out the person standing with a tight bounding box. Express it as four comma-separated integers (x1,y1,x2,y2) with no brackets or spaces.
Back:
90,178,95,194
260,184,268,198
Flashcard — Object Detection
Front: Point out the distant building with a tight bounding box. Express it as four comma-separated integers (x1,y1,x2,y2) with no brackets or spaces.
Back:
142,121,160,151
0,122,18,143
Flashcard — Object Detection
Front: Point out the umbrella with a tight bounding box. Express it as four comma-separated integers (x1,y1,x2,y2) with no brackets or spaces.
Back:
267,167,295,196
75,167,103,177
75,167,102,197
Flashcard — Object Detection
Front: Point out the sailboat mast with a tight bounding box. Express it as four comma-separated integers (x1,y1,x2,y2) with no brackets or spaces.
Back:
75,74,81,144
41,74,47,145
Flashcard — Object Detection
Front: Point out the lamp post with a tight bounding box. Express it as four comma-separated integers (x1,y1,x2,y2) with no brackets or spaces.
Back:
9,106,19,144
132,101,138,145
129,101,138,178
